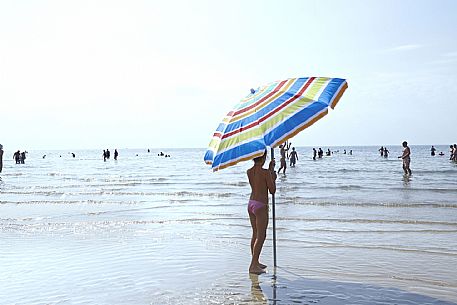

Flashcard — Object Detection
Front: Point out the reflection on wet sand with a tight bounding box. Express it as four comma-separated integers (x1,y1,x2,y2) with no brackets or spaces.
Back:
250,273,267,304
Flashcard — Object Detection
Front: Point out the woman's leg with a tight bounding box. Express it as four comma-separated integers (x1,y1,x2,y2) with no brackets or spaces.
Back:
249,206,268,274
248,210,257,256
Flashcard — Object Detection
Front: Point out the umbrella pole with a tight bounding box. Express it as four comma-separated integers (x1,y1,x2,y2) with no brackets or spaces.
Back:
270,147,277,268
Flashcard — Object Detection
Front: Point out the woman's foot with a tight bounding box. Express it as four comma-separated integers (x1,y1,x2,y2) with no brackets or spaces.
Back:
258,263,267,269
249,265,266,275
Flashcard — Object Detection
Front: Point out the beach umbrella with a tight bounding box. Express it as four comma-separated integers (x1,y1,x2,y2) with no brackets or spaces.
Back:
204,77,348,266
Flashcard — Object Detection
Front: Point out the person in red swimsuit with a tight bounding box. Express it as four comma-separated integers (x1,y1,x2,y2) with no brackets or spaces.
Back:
247,150,276,274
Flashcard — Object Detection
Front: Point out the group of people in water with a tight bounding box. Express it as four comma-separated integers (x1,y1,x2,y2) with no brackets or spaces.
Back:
12,150,27,164
313,148,353,160
430,145,447,157
103,149,118,161
426,145,457,158
274,142,357,175
378,146,390,157
157,151,171,158
275,142,298,174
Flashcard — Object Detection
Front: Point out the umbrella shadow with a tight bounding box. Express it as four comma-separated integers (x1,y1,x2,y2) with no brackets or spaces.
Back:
252,267,456,305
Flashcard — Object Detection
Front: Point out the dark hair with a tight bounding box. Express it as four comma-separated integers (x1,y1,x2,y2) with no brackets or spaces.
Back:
402,141,408,147
253,150,267,163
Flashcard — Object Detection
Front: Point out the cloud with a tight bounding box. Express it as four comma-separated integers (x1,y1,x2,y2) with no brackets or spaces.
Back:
384,44,423,52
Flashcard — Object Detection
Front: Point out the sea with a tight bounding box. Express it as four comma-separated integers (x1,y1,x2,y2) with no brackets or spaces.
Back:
1,145,456,305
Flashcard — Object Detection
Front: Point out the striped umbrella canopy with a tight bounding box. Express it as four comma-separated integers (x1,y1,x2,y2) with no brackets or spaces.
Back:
204,77,348,171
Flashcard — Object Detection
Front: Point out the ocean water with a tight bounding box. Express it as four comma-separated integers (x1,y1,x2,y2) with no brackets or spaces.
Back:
0,145,456,305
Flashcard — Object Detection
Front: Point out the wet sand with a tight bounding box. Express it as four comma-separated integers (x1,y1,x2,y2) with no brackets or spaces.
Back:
1,209,456,305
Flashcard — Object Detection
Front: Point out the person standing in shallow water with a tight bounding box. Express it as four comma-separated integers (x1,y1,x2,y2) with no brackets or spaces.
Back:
289,147,298,167
0,144,4,174
430,146,436,156
247,151,276,274
277,142,290,174
13,150,21,164
398,141,412,175
114,149,118,160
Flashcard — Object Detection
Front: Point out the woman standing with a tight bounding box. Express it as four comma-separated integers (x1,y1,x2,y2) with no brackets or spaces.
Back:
246,151,276,274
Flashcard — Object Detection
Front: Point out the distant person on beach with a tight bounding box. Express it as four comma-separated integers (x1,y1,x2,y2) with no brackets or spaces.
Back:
398,141,412,175
0,144,3,174
430,146,436,156
277,142,290,174
148,149,150,153
318,148,323,158
72,153,75,158
20,151,26,164
247,151,276,274
349,150,353,155
106,149,110,159
453,144,457,161
289,147,298,167
379,146,384,157
114,149,118,160
450,145,454,160
103,150,107,162
383,147,389,158
313,148,317,160
13,150,21,164
326,149,331,156
439,152,444,156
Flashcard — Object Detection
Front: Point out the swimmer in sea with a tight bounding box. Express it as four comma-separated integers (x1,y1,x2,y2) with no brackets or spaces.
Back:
247,151,276,274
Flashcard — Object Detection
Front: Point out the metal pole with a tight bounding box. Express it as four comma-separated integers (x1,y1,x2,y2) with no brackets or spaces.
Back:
270,147,277,267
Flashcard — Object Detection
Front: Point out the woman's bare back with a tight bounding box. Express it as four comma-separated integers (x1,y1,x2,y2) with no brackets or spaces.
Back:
247,165,276,205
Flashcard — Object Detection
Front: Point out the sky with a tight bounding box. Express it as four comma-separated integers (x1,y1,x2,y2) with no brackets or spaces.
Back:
1,0,457,150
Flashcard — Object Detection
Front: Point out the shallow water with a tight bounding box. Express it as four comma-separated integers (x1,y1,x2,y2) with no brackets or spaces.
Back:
1,146,456,304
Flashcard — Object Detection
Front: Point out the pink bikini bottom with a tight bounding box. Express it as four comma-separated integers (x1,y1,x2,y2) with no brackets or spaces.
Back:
247,199,266,216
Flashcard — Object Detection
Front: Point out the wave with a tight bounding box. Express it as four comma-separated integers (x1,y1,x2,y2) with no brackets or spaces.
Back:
286,228,457,234
412,169,457,174
280,199,457,208
278,239,457,257
388,187,457,193
0,199,145,205
275,217,457,227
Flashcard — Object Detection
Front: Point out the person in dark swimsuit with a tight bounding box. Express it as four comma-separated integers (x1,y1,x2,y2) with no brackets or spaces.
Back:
289,147,298,167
